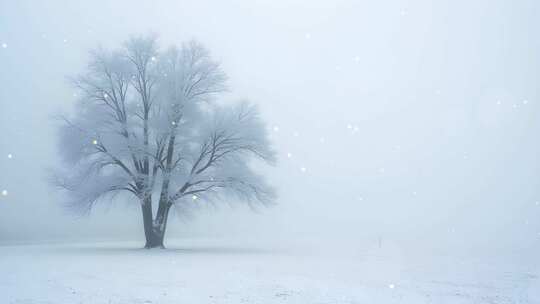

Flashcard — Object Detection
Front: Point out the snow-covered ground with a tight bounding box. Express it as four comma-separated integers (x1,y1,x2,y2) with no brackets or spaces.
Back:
1,239,539,304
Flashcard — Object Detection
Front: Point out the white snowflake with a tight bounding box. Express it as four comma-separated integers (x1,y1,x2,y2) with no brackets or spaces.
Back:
192,195,198,200
389,284,395,289
92,139,98,145
523,99,529,105
286,152,292,158
7,154,12,159
1,43,7,49
300,167,307,173
1,190,7,196
273,126,279,132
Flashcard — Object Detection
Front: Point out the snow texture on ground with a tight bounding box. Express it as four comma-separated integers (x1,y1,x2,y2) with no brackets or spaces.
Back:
1,239,538,303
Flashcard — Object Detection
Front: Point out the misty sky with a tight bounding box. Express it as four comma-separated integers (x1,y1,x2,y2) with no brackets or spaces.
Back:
1,0,540,252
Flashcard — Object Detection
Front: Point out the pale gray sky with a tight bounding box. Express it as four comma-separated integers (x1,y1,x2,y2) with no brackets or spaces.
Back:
1,0,539,253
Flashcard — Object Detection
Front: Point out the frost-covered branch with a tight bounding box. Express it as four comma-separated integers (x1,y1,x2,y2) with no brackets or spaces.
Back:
168,102,276,206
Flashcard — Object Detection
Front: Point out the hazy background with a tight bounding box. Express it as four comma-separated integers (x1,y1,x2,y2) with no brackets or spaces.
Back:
1,0,539,254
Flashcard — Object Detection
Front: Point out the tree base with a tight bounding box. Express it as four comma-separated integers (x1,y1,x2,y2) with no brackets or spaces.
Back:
144,244,165,249
144,241,165,249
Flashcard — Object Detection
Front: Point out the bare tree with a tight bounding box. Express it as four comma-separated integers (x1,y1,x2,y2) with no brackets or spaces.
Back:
53,35,276,248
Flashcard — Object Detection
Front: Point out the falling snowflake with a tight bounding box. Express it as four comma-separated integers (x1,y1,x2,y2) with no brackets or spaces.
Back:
347,124,352,129
300,167,307,173
1,43,7,49
1,190,7,196
523,99,529,105
286,152,292,158
7,154,12,159
388,284,395,289
151,56,157,62
92,139,98,145
273,126,279,132
192,195,198,200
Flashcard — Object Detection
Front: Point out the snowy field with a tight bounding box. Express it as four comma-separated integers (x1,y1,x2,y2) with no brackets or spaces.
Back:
1,239,539,304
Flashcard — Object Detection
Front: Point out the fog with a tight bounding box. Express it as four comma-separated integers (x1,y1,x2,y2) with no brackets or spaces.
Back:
1,0,539,255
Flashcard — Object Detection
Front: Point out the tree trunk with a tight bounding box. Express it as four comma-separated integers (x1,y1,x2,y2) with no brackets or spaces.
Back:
141,196,162,249
141,197,173,249
153,131,176,249
153,202,172,248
